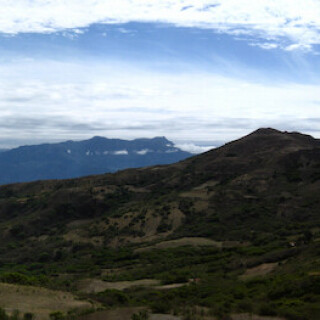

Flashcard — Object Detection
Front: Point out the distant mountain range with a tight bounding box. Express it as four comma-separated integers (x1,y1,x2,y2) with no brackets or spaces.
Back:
0,136,192,185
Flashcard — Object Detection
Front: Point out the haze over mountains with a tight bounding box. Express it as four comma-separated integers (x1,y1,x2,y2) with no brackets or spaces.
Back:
0,136,192,185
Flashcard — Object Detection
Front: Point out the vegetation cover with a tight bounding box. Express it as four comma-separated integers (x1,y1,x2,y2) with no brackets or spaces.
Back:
0,128,319,319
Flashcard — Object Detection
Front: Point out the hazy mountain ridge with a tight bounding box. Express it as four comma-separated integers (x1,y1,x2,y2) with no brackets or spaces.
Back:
0,136,192,185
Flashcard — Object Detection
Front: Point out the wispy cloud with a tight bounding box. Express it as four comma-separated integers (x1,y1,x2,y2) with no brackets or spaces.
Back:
175,143,216,154
249,42,279,50
0,1,320,51
0,58,320,147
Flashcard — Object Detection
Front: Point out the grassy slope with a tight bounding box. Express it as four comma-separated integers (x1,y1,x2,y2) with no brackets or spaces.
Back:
0,283,93,319
0,129,319,319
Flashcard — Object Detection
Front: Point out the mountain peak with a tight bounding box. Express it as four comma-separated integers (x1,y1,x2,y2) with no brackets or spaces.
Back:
200,128,319,164
90,136,108,141
250,128,282,135
246,128,317,146
152,136,172,143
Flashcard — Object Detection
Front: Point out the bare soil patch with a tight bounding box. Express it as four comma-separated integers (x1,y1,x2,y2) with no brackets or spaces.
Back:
78,307,145,320
79,309,182,320
63,230,103,245
0,283,92,320
180,190,209,199
231,314,285,320
193,180,218,190
150,315,181,320
135,237,225,253
239,263,278,280
67,219,93,228
76,279,160,293
153,283,188,290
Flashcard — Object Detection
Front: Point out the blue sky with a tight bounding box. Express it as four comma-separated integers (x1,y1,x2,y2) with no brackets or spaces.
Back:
0,1,320,151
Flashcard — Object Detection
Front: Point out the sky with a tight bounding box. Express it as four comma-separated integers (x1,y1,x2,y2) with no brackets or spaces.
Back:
0,0,320,152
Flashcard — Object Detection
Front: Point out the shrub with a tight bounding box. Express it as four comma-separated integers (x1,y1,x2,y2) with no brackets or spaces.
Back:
0,272,33,285
98,289,129,305
258,302,277,316
0,308,8,320
23,313,35,320
131,310,149,320
49,311,64,320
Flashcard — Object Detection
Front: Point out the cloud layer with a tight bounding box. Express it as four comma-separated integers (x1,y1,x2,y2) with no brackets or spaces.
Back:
1,59,320,147
175,143,216,154
1,0,320,50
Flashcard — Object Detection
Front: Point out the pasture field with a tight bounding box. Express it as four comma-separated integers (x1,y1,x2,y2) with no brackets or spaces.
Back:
0,283,93,319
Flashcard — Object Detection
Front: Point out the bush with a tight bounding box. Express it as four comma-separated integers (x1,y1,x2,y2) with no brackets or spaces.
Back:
0,272,49,287
98,289,129,305
131,310,149,320
23,313,35,320
258,302,277,316
0,308,8,320
0,272,33,285
49,312,64,320
150,299,172,313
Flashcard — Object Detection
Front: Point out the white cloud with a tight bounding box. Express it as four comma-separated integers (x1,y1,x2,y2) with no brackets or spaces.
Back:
285,43,312,52
250,42,279,50
1,59,320,146
135,149,151,155
165,149,178,153
0,1,320,50
175,143,216,154
113,150,129,155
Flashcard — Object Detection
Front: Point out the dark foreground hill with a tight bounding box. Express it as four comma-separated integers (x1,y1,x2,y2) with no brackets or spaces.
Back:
0,136,191,185
0,128,319,320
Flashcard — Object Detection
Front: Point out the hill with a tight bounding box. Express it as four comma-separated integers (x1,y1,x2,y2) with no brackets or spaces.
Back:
0,136,191,185
0,128,319,320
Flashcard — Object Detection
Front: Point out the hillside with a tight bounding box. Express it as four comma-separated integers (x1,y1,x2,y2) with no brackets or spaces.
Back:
0,136,191,185
0,128,319,320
